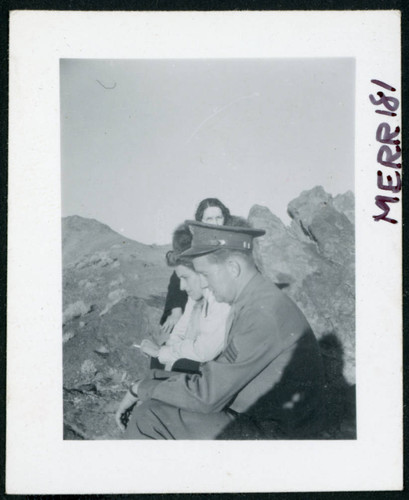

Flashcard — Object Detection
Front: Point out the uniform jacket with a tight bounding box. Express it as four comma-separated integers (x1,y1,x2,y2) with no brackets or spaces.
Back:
139,273,324,437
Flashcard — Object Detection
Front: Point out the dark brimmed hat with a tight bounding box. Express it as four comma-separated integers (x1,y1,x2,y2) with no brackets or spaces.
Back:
181,220,265,257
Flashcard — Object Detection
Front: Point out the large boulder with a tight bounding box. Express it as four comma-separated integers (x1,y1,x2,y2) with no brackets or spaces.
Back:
287,186,354,266
249,186,355,386
333,191,355,225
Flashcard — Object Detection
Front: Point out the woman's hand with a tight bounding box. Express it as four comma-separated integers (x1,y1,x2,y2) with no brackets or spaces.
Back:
115,384,140,432
161,307,183,335
140,338,160,357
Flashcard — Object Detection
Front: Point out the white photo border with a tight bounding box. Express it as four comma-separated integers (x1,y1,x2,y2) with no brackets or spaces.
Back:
7,10,402,494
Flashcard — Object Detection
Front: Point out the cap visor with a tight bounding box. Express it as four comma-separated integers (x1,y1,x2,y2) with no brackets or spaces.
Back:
180,246,221,257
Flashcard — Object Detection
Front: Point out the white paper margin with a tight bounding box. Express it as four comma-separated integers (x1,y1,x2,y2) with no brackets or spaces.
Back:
7,10,402,494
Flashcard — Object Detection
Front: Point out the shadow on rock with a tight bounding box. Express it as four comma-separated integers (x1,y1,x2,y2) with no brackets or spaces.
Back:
217,331,356,440
217,331,327,440
319,333,356,439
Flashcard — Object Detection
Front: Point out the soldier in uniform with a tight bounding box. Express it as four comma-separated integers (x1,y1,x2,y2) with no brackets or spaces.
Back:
116,221,325,439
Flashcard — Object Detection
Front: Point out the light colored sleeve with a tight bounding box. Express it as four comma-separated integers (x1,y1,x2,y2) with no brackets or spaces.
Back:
158,298,194,366
166,297,194,345
163,294,231,363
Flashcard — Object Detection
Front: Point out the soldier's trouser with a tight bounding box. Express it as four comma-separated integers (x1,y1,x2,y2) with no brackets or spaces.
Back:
123,399,237,440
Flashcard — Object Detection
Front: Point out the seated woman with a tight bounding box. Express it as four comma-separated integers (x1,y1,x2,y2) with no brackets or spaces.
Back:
160,198,231,335
140,223,231,372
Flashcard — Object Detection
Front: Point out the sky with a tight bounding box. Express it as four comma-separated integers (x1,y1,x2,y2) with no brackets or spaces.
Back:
60,58,355,244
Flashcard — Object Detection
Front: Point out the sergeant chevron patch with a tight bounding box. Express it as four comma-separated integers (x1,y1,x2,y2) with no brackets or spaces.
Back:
223,340,238,363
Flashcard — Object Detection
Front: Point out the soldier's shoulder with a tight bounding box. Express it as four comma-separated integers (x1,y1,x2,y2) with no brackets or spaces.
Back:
243,275,282,304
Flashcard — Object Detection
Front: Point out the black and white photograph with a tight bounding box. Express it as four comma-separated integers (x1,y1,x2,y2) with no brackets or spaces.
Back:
7,10,402,494
60,58,356,441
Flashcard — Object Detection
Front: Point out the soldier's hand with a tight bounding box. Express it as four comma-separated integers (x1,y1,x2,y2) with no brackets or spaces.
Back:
115,388,139,432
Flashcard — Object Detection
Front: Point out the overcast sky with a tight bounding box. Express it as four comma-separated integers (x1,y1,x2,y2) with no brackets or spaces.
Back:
60,58,355,244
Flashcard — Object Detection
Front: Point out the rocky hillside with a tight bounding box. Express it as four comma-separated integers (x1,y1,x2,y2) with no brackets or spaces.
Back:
63,216,172,439
63,189,355,440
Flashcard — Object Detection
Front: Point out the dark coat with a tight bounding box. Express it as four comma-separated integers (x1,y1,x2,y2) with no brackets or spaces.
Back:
160,271,188,325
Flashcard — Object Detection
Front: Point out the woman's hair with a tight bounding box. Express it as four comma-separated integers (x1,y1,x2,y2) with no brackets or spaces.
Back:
194,198,231,224
166,223,194,270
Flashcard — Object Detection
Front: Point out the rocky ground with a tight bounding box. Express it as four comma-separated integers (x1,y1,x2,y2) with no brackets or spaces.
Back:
63,188,356,440
62,216,170,439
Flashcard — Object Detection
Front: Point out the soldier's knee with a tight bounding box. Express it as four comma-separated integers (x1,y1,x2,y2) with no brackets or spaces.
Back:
122,401,154,438
134,400,168,433
132,400,154,426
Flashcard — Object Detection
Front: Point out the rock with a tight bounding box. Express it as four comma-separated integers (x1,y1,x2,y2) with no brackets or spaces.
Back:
97,295,161,381
81,359,97,376
62,216,172,311
333,191,355,224
287,186,332,242
63,295,163,439
249,188,355,437
99,288,128,316
63,300,91,325
249,204,320,295
249,187,355,386
63,331,75,343
109,275,125,287
94,345,109,355
288,186,354,265
63,217,174,439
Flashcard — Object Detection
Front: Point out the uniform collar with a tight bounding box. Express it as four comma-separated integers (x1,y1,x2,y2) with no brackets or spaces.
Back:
234,272,264,307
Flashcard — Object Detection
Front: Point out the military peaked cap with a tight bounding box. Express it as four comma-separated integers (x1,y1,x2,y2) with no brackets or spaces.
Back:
181,220,265,257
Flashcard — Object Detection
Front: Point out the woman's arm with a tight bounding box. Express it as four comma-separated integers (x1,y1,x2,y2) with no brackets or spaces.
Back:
157,298,195,366
164,297,230,363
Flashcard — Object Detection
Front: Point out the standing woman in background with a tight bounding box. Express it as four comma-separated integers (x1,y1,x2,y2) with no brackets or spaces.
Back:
159,198,231,335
